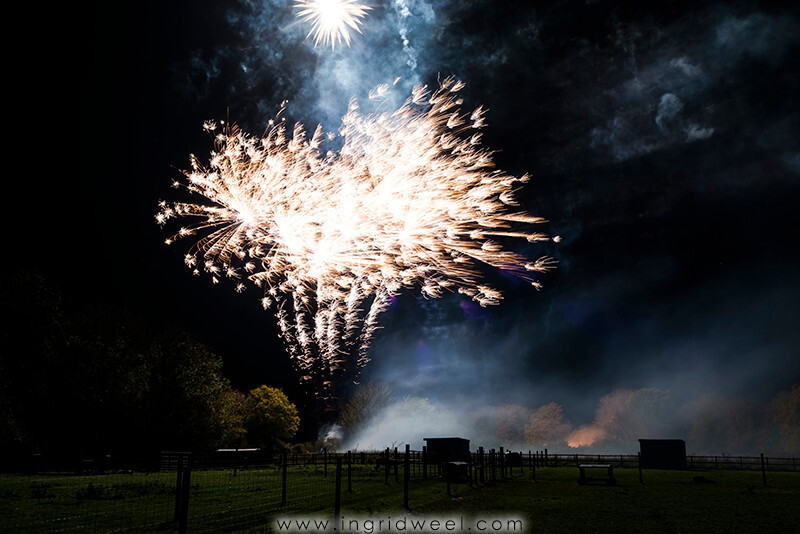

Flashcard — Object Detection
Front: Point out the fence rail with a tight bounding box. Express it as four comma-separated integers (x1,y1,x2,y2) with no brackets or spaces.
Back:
206,450,799,473
515,452,798,472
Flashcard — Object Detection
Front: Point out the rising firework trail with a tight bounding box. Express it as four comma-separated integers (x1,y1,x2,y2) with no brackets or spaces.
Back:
157,78,557,403
293,0,371,50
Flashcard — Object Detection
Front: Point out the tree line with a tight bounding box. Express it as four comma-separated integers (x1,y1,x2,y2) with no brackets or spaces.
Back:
0,272,299,469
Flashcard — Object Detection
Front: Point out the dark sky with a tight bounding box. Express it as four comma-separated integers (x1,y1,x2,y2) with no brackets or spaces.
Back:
16,0,800,452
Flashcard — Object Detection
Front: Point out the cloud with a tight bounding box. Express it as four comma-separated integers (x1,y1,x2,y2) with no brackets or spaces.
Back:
590,116,659,161
685,123,715,142
714,12,798,65
669,56,703,78
655,93,684,133
580,8,800,164
783,153,800,174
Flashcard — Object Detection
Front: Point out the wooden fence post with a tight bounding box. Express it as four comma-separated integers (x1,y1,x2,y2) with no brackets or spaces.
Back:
384,448,391,485
404,444,410,508
394,447,399,483
334,458,342,531
472,451,477,487
761,453,767,487
479,447,485,484
637,452,643,484
281,451,288,505
422,446,428,479
347,450,352,493
177,465,191,534
173,468,184,521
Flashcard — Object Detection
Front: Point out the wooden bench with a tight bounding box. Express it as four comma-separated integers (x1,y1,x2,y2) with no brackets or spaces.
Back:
578,464,616,485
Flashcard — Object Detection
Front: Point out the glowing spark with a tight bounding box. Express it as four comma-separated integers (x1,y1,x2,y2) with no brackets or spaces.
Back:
294,0,371,50
158,79,556,398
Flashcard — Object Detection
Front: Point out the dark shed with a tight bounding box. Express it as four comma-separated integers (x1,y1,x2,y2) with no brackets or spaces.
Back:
423,437,471,463
638,439,687,470
424,437,471,482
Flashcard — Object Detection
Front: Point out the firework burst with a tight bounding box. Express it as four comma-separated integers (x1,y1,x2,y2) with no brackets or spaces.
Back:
294,0,371,49
157,78,557,400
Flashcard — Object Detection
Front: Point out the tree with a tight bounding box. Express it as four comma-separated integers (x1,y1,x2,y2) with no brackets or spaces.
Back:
495,405,532,445
146,330,246,454
337,382,392,434
0,271,66,457
244,386,300,451
769,384,800,455
0,270,252,461
525,402,571,447
218,390,248,448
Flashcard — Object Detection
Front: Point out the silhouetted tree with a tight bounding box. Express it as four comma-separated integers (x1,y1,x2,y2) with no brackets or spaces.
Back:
0,271,68,462
769,384,800,455
525,402,572,447
219,389,248,448
0,271,254,464
495,405,532,445
146,330,244,453
337,382,392,434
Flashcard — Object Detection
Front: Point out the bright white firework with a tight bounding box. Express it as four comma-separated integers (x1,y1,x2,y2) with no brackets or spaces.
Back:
157,79,557,399
294,0,371,50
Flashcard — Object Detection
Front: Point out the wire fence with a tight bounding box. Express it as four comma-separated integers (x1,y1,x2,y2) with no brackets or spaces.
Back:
514,451,799,473
1,448,797,533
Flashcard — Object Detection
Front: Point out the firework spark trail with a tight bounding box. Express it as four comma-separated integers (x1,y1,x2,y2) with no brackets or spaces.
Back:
157,78,557,399
294,0,371,50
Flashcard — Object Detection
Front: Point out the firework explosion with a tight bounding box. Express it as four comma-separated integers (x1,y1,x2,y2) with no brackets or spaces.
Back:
157,78,556,401
294,0,371,50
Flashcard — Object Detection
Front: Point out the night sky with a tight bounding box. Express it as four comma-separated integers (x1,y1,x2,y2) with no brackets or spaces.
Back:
17,0,800,453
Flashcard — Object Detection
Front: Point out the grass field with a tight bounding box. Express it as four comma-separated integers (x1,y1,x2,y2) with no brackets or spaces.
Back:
1,464,798,533
412,468,800,534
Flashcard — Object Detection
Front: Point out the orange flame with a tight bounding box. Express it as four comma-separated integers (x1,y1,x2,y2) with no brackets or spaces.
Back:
567,426,607,448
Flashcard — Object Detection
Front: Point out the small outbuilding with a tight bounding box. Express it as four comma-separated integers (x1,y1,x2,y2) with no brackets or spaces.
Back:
638,439,687,470
423,437,471,482
423,437,471,463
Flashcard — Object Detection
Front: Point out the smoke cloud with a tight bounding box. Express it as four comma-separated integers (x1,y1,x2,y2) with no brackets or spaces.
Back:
336,259,800,455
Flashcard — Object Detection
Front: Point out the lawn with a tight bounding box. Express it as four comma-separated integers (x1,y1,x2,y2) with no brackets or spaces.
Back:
1,464,798,533
407,467,800,534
